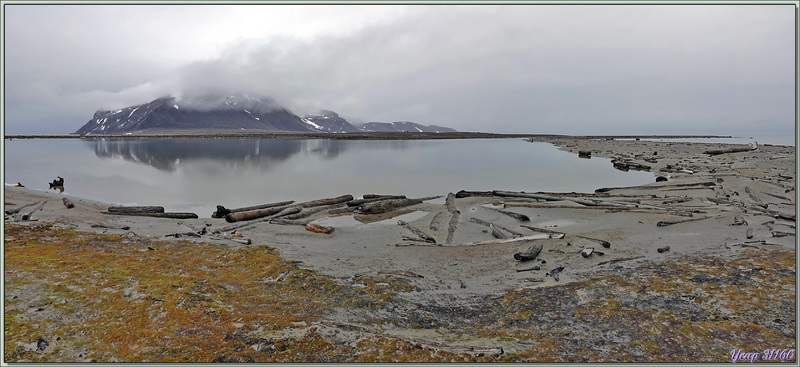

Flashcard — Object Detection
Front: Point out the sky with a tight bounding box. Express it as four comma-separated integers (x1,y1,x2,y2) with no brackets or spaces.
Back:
2,3,796,136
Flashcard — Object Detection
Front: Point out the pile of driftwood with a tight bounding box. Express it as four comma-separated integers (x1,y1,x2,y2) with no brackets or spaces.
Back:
206,194,443,242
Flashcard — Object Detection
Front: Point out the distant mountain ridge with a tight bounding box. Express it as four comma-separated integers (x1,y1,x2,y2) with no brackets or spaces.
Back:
354,121,457,133
302,110,360,133
75,93,315,135
75,93,457,135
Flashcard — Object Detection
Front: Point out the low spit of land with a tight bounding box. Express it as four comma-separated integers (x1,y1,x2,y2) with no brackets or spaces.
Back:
3,135,796,363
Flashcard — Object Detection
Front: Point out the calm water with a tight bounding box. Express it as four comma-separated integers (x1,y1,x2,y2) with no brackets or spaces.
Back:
4,138,655,218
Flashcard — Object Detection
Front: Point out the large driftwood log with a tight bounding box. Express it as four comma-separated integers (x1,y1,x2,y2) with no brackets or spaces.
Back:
355,196,441,215
445,211,461,244
703,142,758,155
103,212,199,219
469,217,524,237
455,190,493,198
216,206,302,233
226,195,349,222
398,233,564,247
514,243,543,262
445,192,458,213
298,194,354,208
346,195,406,207
398,220,436,243
107,206,165,214
212,200,295,218
225,205,294,222
596,181,716,193
493,190,636,208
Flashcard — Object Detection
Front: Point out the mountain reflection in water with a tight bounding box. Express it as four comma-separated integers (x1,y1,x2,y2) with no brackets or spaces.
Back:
87,138,359,172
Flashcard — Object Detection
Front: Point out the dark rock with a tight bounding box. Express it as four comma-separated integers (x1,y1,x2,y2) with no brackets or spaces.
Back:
36,337,49,352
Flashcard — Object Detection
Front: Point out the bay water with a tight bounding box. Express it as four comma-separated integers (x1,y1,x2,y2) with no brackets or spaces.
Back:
4,138,656,218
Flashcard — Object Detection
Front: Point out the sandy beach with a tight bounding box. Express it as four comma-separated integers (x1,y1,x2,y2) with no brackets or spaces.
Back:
4,137,796,362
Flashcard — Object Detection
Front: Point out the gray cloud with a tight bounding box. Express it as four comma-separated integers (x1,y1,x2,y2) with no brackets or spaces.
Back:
3,4,794,136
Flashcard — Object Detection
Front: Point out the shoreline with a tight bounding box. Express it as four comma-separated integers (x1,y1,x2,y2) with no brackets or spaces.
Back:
4,131,735,141
4,137,796,362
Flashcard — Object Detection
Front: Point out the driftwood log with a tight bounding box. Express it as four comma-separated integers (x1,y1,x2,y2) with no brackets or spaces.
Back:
744,187,767,208
378,270,424,278
703,142,757,155
469,217,524,237
513,243,543,262
305,222,334,234
355,196,441,215
656,215,721,227
445,211,461,244
107,206,165,214
282,204,345,220
90,223,131,230
216,206,302,233
5,200,44,215
490,224,509,239
482,206,530,221
62,198,74,209
14,201,48,221
445,192,458,213
103,212,199,219
429,212,446,231
595,182,716,194
493,190,636,208
612,160,651,172
346,195,406,207
212,200,295,218
520,225,566,236
398,233,564,247
575,235,611,248
225,205,294,222
269,218,310,226
298,194,354,208
397,220,436,243
455,190,493,198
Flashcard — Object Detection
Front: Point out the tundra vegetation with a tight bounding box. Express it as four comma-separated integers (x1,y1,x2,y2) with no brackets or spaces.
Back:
5,222,795,363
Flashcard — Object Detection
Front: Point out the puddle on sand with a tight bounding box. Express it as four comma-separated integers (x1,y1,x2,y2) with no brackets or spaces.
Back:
311,210,429,228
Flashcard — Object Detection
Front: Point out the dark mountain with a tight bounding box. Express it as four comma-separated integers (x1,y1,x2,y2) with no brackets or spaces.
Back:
302,110,360,133
356,121,457,133
74,93,316,135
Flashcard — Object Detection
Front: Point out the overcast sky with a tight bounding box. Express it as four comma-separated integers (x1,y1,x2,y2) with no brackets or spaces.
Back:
3,4,796,136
